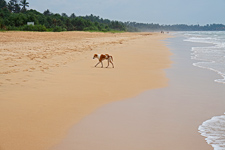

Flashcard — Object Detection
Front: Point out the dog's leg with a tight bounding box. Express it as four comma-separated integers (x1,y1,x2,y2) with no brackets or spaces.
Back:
109,56,114,68
95,61,100,67
110,61,114,68
106,60,109,68
101,61,103,68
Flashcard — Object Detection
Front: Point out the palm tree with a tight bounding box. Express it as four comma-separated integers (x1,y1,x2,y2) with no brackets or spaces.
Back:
14,3,21,13
19,0,29,12
70,13,76,19
0,0,7,9
7,1,14,12
7,0,20,12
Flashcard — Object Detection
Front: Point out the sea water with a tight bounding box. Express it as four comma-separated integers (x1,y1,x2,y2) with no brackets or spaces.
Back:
183,31,225,84
177,31,225,150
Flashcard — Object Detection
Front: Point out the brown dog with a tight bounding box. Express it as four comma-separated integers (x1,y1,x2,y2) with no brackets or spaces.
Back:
93,54,114,68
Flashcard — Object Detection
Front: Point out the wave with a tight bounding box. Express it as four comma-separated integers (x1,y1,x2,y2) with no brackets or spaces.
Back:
183,31,225,84
181,31,225,150
198,113,225,150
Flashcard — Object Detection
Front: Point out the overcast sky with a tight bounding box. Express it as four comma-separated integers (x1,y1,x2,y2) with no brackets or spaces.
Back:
17,0,225,25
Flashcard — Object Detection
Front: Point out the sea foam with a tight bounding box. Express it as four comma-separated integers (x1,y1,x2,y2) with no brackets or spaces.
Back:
184,31,225,84
180,31,225,150
198,113,225,150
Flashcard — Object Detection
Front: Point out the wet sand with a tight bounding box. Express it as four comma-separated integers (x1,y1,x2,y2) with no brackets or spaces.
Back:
0,31,171,150
52,36,225,150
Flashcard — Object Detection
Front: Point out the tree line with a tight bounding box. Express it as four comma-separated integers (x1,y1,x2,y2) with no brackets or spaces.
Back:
126,22,225,31
1,0,225,32
0,0,131,32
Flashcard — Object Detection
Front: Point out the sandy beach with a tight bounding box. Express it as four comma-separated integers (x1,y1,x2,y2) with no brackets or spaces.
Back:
0,31,171,150
52,36,225,150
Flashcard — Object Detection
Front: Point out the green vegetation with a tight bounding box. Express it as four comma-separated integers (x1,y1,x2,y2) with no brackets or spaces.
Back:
1,0,225,32
126,22,225,31
0,0,132,32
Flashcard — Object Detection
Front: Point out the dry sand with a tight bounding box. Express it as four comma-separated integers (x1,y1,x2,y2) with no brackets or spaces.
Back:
0,31,171,150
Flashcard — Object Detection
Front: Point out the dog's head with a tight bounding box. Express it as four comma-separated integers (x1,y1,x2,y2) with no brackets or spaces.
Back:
93,54,98,59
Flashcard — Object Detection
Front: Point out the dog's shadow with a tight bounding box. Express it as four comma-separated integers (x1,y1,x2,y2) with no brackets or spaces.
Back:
92,66,114,69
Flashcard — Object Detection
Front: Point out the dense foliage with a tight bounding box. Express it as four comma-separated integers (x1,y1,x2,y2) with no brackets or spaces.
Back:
1,0,225,32
0,0,131,32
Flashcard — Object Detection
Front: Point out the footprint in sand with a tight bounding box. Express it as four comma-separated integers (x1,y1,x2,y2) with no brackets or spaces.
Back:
23,69,29,72
9,65,17,67
30,67,35,70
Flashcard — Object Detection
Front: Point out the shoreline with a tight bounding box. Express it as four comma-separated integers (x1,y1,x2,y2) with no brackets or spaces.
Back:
52,35,225,150
0,31,171,150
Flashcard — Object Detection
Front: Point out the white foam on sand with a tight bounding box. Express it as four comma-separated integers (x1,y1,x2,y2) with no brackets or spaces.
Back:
198,113,225,150
180,31,225,150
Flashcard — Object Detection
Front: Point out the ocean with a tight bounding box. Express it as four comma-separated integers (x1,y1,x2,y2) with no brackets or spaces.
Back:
176,31,225,150
184,31,225,84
